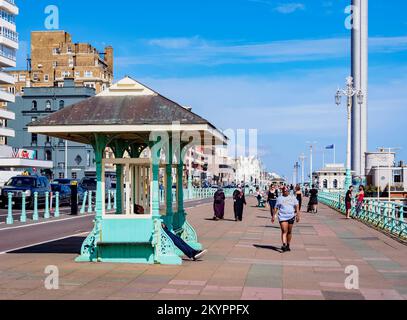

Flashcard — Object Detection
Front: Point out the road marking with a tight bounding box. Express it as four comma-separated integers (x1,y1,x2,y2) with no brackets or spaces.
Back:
0,214,95,232
0,231,89,255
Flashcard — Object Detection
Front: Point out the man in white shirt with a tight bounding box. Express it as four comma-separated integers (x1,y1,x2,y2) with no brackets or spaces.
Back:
272,186,300,252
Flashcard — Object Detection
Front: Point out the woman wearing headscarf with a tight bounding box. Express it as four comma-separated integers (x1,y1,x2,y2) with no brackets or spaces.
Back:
213,187,226,220
233,187,246,221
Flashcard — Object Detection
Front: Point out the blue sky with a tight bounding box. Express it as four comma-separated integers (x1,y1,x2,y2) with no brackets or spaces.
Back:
15,0,407,179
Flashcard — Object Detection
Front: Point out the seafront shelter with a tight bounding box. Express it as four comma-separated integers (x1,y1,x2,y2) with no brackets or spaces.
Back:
28,77,227,265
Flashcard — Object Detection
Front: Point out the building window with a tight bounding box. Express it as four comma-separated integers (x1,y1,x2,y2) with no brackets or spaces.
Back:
59,172,65,179
333,179,338,189
45,150,52,161
31,133,38,145
394,170,402,183
52,48,60,55
44,74,49,82
19,74,26,81
59,100,65,110
68,58,74,67
31,100,37,111
323,179,328,189
67,46,72,54
75,71,80,77
84,71,93,78
52,61,57,68
33,73,39,81
71,172,77,179
62,71,71,78
45,100,52,111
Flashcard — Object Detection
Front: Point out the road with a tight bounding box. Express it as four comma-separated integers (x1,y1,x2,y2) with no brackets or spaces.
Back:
0,197,213,254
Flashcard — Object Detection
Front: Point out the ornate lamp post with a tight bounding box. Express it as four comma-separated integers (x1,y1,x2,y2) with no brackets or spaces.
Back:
335,76,364,190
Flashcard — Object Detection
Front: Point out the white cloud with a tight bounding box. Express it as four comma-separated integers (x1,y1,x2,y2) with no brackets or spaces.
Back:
116,35,407,67
274,3,305,14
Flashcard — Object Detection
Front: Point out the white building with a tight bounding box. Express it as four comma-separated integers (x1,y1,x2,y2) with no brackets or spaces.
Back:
206,146,235,186
0,0,18,143
235,156,262,185
366,149,407,191
0,1,52,185
314,164,348,191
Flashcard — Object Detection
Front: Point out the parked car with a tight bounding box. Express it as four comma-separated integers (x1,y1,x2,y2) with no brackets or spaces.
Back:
50,183,72,206
0,175,51,209
53,178,75,185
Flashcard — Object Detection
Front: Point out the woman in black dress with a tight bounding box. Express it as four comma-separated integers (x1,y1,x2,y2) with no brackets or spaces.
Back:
233,188,246,221
308,185,318,213
295,185,303,212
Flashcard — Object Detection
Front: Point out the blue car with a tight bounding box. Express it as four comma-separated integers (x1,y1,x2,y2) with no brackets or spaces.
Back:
0,175,51,209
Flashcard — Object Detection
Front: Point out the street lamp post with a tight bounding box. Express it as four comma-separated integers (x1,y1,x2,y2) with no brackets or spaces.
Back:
306,141,317,187
335,76,364,190
299,153,306,186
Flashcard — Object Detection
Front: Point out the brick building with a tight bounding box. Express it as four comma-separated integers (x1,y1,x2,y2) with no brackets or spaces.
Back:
5,30,113,94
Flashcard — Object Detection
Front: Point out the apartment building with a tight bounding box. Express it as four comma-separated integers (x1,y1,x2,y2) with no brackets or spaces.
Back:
6,30,113,94
0,0,18,145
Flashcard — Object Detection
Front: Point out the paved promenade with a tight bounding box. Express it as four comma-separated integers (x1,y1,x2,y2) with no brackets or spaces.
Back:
0,197,406,300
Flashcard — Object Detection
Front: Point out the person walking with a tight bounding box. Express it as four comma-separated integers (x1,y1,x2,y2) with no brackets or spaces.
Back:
295,185,303,212
255,187,262,207
308,184,319,213
345,185,354,219
272,186,300,252
355,185,365,217
267,185,278,217
213,187,226,220
233,187,246,221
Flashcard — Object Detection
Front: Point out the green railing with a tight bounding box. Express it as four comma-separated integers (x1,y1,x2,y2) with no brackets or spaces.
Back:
3,187,238,225
318,191,407,240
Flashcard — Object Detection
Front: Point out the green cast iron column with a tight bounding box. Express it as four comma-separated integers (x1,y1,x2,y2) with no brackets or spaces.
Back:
94,135,107,218
151,142,161,219
165,140,173,230
174,158,185,230
113,140,126,214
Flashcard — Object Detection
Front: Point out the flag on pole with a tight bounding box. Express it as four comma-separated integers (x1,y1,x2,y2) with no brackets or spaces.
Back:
326,144,334,149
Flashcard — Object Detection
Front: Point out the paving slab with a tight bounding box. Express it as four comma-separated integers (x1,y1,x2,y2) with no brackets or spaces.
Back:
0,197,406,300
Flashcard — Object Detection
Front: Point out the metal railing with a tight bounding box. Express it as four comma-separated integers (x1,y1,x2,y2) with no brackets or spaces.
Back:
318,191,407,240
3,187,240,225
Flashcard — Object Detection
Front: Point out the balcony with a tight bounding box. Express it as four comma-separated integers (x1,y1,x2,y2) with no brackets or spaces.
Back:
0,88,14,103
0,126,14,138
0,70,13,84
0,26,18,49
0,0,18,16
0,44,15,67
0,107,14,120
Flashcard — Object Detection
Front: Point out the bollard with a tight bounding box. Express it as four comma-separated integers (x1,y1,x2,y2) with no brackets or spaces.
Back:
6,193,13,225
44,192,50,219
33,192,39,221
107,190,112,210
54,192,60,218
88,190,93,213
49,192,53,215
20,192,27,223
113,189,117,210
80,191,88,214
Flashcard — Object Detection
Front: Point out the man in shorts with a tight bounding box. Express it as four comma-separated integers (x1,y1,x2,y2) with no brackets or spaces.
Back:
272,186,300,252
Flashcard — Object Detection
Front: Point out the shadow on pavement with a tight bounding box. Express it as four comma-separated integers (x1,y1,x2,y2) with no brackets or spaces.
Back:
204,218,237,222
253,244,283,253
9,236,85,254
